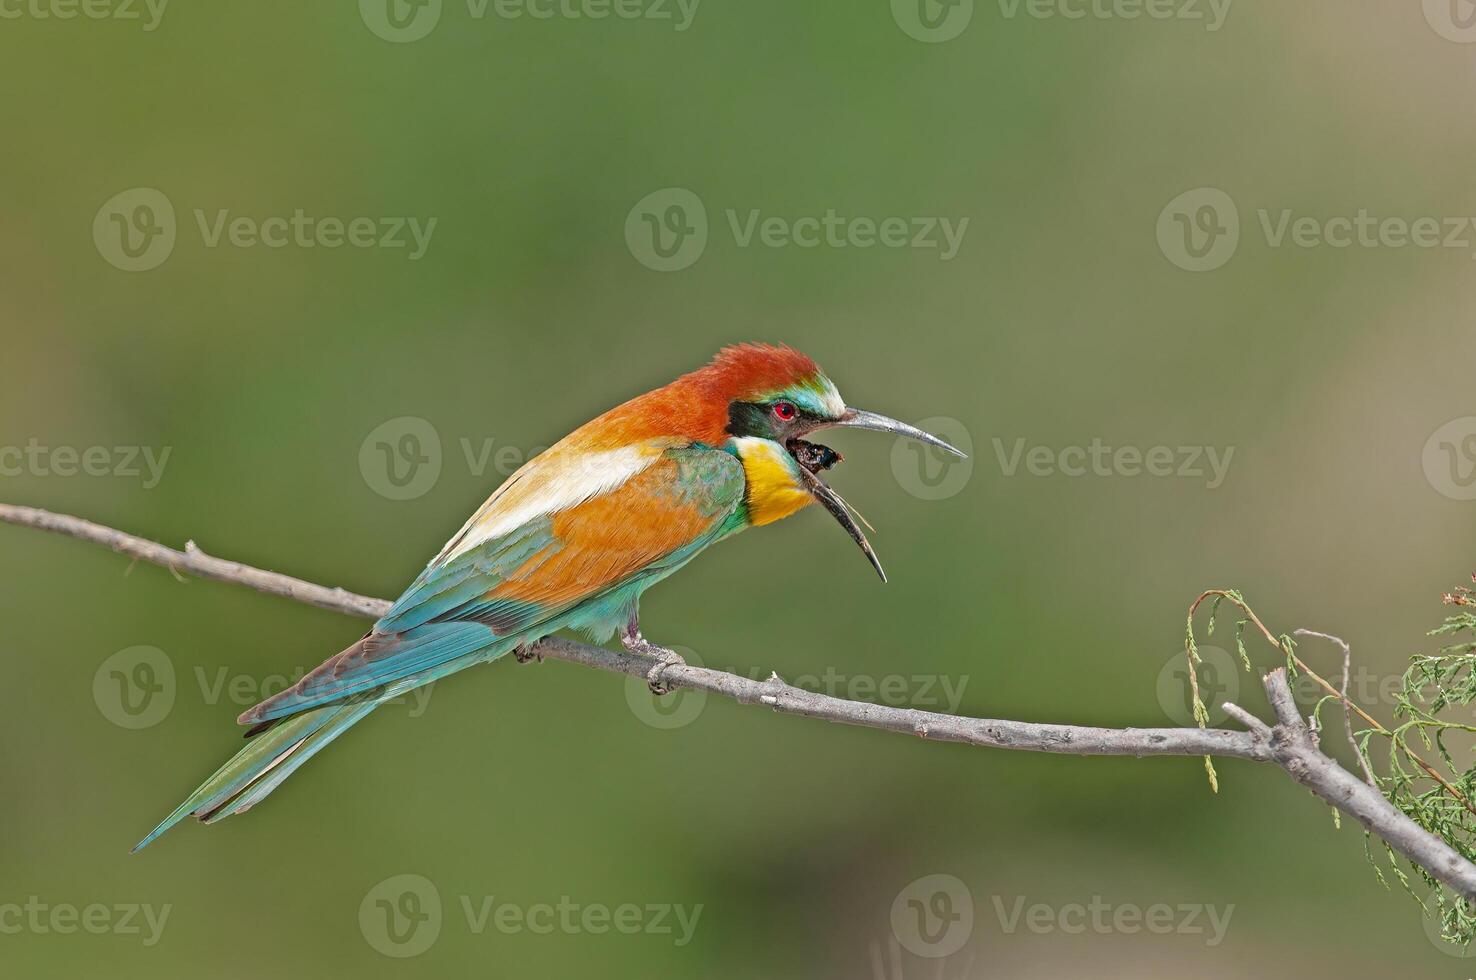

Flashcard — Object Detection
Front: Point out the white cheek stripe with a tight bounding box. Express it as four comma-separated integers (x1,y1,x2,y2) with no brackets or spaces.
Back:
435,444,658,565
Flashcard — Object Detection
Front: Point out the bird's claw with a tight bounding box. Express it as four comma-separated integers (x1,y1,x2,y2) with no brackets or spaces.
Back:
620,618,686,695
513,644,542,664
644,649,686,696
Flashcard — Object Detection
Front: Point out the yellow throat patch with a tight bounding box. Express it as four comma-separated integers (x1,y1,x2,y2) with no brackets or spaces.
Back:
733,437,813,527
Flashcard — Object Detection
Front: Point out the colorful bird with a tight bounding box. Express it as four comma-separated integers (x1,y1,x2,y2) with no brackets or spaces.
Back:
133,343,963,850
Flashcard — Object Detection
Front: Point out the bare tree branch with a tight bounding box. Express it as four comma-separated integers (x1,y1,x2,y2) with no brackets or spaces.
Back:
5,502,1476,899
0,503,385,618
1258,669,1476,896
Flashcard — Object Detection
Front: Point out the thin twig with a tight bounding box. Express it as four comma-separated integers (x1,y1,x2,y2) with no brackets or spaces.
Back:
6,502,1476,898
1295,629,1378,787
1222,701,1270,737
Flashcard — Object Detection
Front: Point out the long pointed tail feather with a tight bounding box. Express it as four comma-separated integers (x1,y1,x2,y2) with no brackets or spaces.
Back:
133,638,515,852
131,697,377,852
201,701,379,823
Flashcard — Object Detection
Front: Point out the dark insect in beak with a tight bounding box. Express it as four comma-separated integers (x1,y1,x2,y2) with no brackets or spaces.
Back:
787,438,843,474
785,439,886,583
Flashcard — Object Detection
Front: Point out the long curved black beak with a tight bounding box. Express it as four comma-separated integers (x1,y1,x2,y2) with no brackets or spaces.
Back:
796,465,886,582
822,408,967,458
794,408,963,582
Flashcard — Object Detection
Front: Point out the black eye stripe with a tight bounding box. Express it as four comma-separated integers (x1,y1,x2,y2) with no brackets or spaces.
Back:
726,401,769,438
726,399,821,439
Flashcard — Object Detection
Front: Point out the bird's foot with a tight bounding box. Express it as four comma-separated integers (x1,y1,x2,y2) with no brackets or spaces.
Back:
513,643,542,664
620,618,686,695
643,648,687,696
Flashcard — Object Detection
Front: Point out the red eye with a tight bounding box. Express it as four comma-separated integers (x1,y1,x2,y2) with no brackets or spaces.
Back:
772,401,797,421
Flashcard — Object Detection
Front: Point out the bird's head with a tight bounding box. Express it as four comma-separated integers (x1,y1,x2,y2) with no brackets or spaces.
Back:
691,343,966,582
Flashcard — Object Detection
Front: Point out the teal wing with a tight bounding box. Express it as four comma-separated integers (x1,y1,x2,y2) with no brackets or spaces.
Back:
238,445,745,724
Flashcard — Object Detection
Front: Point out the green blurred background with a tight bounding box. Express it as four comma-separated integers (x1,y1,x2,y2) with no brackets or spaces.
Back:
5,0,1476,975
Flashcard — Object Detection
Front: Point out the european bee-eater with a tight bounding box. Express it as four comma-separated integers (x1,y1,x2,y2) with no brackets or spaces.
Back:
134,343,963,850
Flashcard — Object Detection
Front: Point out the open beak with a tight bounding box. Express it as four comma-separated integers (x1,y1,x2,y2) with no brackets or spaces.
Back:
792,409,962,583
822,408,967,458
796,465,887,583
